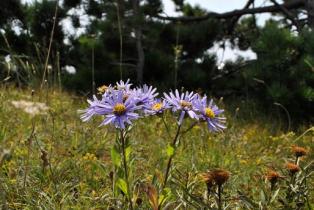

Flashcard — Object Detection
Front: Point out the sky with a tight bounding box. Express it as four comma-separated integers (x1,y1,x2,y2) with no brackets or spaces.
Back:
21,0,281,62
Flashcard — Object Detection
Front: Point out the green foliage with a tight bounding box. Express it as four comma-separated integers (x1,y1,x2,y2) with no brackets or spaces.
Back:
248,21,314,120
27,0,66,47
231,17,259,51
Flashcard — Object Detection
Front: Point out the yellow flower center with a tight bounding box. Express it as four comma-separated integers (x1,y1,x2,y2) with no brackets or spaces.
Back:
204,107,215,118
180,100,192,109
113,103,126,116
152,102,163,111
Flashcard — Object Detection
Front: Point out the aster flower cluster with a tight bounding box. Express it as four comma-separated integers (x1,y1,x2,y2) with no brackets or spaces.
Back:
164,90,226,131
80,79,226,131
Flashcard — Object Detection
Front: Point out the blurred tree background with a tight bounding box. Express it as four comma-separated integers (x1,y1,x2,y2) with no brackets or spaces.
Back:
0,0,313,122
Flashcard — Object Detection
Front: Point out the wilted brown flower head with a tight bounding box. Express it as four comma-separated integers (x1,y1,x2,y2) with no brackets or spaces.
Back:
265,170,284,184
292,145,308,158
199,172,214,186
211,169,230,186
40,149,49,168
285,162,300,174
97,85,109,94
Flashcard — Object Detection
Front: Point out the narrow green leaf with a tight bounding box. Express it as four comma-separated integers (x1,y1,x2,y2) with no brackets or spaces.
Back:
260,190,266,203
270,188,280,203
116,178,128,197
159,187,171,207
111,146,121,167
125,146,132,162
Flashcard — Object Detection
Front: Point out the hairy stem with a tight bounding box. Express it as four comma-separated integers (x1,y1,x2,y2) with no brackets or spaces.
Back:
120,129,133,210
162,124,181,189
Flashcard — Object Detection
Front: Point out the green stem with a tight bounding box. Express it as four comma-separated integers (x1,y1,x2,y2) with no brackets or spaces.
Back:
162,124,181,189
120,129,133,210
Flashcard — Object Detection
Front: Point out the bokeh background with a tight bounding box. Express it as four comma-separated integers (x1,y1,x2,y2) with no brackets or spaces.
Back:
0,0,313,122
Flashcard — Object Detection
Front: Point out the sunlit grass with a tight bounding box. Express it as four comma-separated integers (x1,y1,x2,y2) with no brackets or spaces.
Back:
0,86,312,209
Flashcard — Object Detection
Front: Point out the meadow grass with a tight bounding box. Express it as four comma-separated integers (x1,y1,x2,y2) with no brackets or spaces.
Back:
0,86,312,209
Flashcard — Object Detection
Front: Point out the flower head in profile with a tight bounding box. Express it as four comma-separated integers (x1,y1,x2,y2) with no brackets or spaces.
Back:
199,172,215,194
210,169,230,186
265,170,284,185
200,169,230,188
144,99,170,116
285,162,300,175
80,90,140,129
193,96,226,132
291,145,308,158
80,95,108,122
163,90,199,124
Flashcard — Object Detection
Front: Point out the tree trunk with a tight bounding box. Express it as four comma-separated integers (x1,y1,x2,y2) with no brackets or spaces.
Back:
132,0,144,84
135,27,144,84
306,0,314,28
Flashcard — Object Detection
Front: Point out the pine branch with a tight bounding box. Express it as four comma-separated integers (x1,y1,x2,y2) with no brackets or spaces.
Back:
155,0,305,22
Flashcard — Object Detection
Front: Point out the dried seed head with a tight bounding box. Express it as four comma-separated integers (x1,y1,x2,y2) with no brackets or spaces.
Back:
97,85,109,94
40,149,49,168
285,162,300,174
265,170,284,184
199,172,214,186
292,145,307,158
199,172,215,194
211,169,230,186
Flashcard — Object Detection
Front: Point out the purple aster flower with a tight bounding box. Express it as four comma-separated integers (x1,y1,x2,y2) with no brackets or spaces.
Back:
116,79,132,92
81,90,140,129
163,90,199,125
143,99,170,116
193,96,226,132
132,84,158,105
98,85,115,102
79,95,109,122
